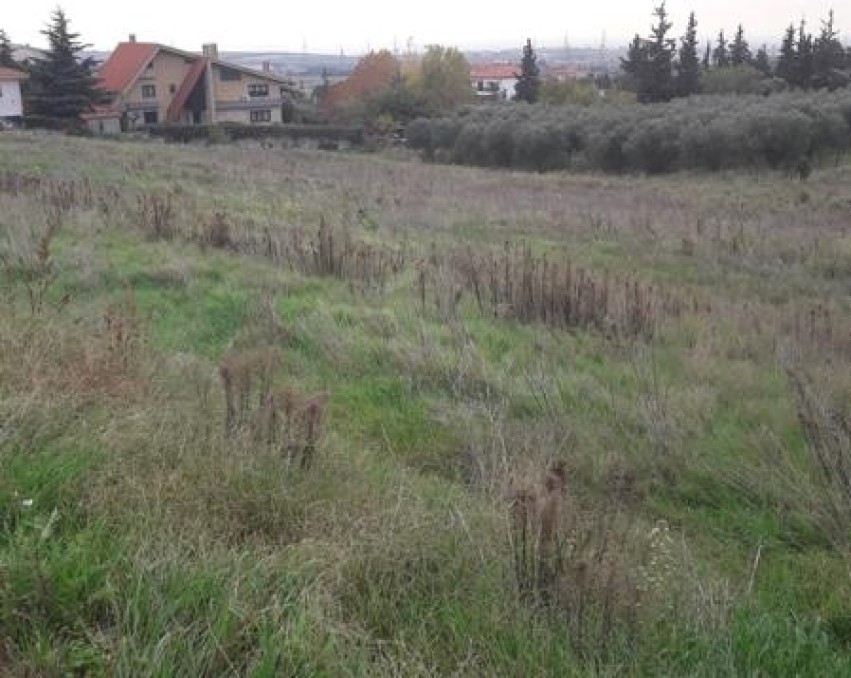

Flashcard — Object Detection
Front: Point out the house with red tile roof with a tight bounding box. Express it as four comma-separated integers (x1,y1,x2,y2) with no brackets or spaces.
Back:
96,36,297,130
470,64,517,100
0,67,28,122
546,65,580,82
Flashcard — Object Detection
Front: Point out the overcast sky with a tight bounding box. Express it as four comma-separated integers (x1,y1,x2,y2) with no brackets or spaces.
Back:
4,1,847,53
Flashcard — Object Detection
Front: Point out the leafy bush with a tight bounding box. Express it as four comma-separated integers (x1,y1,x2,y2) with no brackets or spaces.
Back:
700,66,775,95
406,90,851,174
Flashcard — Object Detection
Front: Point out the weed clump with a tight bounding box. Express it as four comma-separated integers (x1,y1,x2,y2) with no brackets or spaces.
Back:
219,348,327,467
136,191,175,240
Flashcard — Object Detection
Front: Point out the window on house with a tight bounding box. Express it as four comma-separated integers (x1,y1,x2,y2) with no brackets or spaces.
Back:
220,67,242,81
250,109,272,123
141,84,156,98
169,84,176,94
477,80,484,91
143,110,158,125
247,83,269,97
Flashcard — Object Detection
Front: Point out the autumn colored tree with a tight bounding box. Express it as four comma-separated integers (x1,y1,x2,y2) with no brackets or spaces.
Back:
321,50,399,113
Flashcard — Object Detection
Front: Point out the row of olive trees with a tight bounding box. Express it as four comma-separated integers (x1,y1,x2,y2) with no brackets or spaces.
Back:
406,90,851,174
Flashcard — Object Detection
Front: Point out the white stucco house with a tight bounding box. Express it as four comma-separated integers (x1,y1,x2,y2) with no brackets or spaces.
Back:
0,67,27,123
470,64,517,101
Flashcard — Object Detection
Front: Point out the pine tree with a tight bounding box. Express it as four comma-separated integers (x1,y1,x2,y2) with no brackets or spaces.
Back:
514,38,540,103
795,19,814,88
621,34,648,90
0,28,16,68
26,8,103,121
620,2,676,103
730,24,752,66
813,10,848,89
712,30,729,68
676,12,700,96
776,24,797,83
753,45,772,77
703,41,711,69
646,2,676,102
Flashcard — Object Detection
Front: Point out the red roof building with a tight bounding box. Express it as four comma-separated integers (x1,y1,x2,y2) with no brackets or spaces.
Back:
97,42,159,95
469,64,517,100
93,36,297,130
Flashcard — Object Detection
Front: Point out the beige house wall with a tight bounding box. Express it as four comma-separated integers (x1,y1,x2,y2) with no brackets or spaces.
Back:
212,64,288,102
215,107,283,124
124,50,193,120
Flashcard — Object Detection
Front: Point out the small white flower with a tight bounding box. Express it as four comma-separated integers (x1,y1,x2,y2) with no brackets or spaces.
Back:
22,499,33,508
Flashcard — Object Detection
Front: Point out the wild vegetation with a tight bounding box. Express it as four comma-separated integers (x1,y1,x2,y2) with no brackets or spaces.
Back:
1,132,850,674
407,89,851,173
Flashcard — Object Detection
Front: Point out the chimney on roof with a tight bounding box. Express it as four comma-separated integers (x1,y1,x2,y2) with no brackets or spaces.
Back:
262,60,271,73
202,43,218,59
129,34,137,43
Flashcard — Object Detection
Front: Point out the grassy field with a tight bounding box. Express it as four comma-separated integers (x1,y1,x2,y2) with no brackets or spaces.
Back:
1,132,850,676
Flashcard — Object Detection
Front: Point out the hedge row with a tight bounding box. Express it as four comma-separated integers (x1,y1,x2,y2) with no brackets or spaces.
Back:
406,91,851,174
145,123,364,145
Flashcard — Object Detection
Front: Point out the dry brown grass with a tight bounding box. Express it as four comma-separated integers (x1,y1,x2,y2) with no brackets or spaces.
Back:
508,460,654,658
0,291,149,403
218,347,327,467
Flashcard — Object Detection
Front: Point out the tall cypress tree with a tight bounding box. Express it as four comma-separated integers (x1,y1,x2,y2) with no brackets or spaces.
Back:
730,24,752,66
514,38,540,103
813,10,848,89
776,24,797,83
619,2,676,103
0,28,16,68
27,8,103,121
676,12,700,96
795,19,814,88
621,34,648,89
712,30,730,68
753,45,772,77
646,2,676,102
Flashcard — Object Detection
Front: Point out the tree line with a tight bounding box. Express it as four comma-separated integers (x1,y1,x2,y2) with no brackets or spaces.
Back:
622,3,849,103
406,90,851,173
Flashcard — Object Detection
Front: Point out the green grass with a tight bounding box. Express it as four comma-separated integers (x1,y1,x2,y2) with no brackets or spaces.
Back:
1,132,850,675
